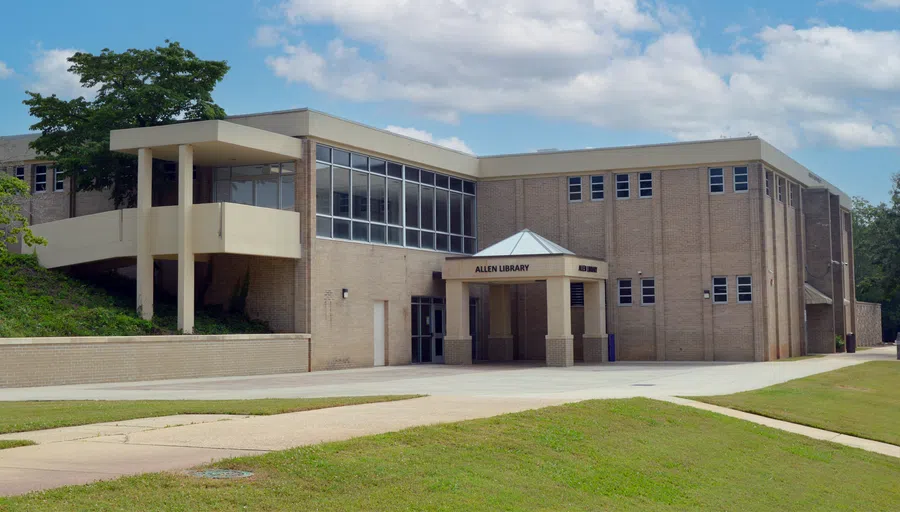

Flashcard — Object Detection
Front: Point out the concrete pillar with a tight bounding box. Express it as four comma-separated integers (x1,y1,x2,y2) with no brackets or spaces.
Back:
136,148,153,320
177,144,194,334
545,277,574,367
487,284,514,361
444,280,472,365
583,280,609,363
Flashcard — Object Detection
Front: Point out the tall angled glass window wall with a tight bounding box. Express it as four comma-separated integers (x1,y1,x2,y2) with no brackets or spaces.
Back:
315,144,477,254
214,163,295,210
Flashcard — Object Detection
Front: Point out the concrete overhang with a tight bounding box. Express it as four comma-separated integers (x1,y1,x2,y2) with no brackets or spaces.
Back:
110,120,303,166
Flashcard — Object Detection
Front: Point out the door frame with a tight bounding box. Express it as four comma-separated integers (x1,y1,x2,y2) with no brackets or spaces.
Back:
432,303,445,364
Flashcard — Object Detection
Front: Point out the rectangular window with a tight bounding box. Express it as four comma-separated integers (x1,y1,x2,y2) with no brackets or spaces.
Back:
590,175,604,200
34,165,47,192
449,192,462,235
737,276,752,303
641,278,655,305
570,282,585,307
788,182,795,207
568,176,582,202
777,177,785,202
332,167,350,218
765,171,772,197
733,166,748,192
53,168,65,192
618,279,633,306
370,176,386,223
405,183,419,228
639,172,652,198
14,166,25,181
387,179,403,225
352,171,369,221
435,189,449,233
712,276,728,304
708,168,724,194
316,164,331,215
615,174,630,199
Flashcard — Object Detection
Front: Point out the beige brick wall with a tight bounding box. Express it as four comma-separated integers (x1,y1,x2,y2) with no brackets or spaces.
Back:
310,239,446,370
0,334,310,388
203,254,297,333
476,165,775,362
855,301,883,346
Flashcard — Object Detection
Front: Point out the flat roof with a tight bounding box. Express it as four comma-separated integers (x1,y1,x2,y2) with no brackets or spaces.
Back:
4,108,851,207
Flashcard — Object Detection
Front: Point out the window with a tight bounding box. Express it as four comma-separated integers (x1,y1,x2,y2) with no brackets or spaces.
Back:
568,176,582,202
639,172,652,198
14,166,25,181
788,182,795,207
618,279,633,306
737,276,752,303
733,166,748,192
777,176,785,202
708,168,724,194
314,144,476,254
570,283,585,307
765,171,772,197
34,165,47,192
53,168,65,192
214,163,297,210
615,174,630,199
712,276,728,304
641,278,656,305
590,175,604,200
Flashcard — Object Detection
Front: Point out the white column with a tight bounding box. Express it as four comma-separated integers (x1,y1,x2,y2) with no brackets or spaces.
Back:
444,280,472,365
545,276,574,367
136,148,153,320
177,144,194,333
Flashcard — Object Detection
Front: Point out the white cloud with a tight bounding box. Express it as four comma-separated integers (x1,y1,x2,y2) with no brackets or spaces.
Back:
253,25,286,47
260,1,900,150
0,61,13,79
30,48,98,99
862,0,900,10
385,125,474,154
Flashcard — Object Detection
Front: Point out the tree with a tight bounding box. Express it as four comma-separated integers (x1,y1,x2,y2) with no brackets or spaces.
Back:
0,174,46,253
852,173,900,342
23,41,230,208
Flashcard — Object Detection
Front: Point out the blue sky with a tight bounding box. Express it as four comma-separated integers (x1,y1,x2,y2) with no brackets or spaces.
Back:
1,0,898,204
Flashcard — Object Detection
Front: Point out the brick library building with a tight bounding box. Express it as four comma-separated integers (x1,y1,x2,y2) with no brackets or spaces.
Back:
0,109,858,370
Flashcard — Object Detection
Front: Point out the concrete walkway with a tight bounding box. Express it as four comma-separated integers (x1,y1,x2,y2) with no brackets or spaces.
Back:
0,396,566,497
0,347,895,497
659,397,900,458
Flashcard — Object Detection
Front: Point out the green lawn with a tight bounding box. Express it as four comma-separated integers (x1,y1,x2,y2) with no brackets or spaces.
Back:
696,361,900,445
0,396,420,435
0,440,34,450
0,253,270,337
2,399,897,511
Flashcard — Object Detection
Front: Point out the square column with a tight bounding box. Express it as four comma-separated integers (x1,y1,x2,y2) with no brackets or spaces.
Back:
445,280,472,365
583,280,609,363
136,148,153,320
545,276,574,367
488,284,514,361
177,144,194,334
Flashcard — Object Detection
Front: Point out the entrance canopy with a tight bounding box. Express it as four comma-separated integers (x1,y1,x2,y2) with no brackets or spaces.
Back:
441,230,608,368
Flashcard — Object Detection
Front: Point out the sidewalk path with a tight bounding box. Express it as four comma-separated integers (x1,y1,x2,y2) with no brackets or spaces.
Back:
0,396,566,497
659,396,900,459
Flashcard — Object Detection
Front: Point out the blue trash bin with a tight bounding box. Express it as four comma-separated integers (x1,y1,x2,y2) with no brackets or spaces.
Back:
608,334,616,363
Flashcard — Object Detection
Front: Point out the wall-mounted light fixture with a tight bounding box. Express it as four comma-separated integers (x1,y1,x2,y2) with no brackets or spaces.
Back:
342,288,349,299
703,290,710,299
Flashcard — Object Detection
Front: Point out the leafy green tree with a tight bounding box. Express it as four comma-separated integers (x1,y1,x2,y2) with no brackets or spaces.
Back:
23,41,230,208
852,173,900,341
0,175,46,252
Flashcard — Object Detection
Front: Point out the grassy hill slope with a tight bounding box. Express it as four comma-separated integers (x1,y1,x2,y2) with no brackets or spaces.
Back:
0,253,270,337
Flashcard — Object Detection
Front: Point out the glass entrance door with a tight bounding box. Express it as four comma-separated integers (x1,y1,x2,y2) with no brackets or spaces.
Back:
411,296,446,364
432,304,445,364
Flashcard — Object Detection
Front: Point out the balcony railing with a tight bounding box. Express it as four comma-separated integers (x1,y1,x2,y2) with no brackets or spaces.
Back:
30,202,301,268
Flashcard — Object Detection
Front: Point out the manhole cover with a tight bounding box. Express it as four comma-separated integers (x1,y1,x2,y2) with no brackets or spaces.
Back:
189,469,254,479
631,384,655,387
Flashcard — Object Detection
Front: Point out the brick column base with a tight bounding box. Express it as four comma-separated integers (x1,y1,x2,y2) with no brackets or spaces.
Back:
545,335,574,367
487,336,514,361
583,335,609,363
444,337,473,365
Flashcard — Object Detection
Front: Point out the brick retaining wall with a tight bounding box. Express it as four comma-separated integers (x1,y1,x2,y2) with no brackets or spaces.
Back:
0,334,310,388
